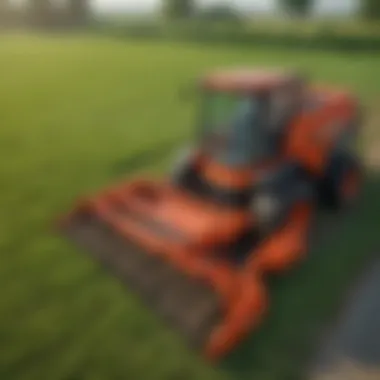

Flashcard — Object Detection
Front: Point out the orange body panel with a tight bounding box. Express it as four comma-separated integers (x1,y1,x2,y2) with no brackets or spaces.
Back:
284,87,357,175
105,180,251,247
201,159,253,189
200,157,279,190
246,203,312,273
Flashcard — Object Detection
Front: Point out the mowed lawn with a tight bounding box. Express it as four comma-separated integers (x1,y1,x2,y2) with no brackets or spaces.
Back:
0,34,379,380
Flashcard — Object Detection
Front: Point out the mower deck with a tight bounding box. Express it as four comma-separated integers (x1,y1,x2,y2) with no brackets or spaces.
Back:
61,211,222,350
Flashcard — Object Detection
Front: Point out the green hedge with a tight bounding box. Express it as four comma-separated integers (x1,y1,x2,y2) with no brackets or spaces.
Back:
96,20,380,52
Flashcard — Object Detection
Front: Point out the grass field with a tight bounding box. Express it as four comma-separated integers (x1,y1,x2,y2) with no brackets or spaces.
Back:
0,34,379,380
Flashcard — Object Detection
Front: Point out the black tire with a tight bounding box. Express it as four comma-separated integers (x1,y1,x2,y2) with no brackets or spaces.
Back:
318,151,362,210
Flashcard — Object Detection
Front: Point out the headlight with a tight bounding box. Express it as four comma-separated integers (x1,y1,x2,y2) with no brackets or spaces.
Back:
251,193,280,224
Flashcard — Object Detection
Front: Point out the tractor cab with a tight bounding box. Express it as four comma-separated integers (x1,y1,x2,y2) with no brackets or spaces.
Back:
198,69,306,167
172,69,307,207
198,88,274,167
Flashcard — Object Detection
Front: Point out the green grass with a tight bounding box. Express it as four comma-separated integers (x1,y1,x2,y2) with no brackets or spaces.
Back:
0,33,379,380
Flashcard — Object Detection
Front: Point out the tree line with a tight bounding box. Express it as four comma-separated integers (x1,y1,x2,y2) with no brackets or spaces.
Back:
0,0,89,29
163,0,380,19
1,0,379,30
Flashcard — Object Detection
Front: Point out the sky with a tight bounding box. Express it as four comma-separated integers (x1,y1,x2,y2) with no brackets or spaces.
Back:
91,0,360,15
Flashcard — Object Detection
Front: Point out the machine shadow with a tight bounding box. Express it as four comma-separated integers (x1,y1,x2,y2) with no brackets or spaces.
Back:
219,170,380,380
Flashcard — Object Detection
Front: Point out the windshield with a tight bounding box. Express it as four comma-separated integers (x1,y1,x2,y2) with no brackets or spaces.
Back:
199,91,273,166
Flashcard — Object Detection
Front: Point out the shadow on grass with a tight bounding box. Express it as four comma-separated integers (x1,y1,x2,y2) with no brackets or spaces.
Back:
220,170,380,380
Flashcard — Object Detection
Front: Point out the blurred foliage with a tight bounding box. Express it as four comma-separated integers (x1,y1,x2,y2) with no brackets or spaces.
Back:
362,0,380,20
0,0,90,29
0,0,21,28
99,18,380,52
162,0,196,20
196,3,243,24
281,0,314,16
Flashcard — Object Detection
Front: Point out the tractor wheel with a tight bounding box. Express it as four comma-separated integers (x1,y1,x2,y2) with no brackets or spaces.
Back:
319,152,362,210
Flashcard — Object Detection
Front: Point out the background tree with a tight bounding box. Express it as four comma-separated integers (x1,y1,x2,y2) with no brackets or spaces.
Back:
0,0,11,27
27,0,54,28
0,0,10,13
67,0,89,27
281,0,314,16
163,0,195,19
362,0,380,20
198,3,241,23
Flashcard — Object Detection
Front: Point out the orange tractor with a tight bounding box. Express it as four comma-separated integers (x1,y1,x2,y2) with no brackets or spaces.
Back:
59,68,362,361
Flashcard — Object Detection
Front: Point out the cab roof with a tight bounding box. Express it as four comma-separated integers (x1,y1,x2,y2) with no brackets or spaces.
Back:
201,68,301,93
